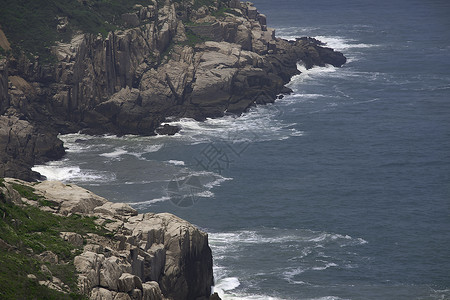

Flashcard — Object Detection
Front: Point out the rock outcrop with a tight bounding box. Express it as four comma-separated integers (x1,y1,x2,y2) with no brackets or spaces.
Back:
0,58,9,114
1,178,215,300
0,0,346,179
0,115,64,181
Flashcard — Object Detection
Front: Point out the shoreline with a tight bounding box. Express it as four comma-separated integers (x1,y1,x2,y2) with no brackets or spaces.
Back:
0,0,346,182
0,177,218,299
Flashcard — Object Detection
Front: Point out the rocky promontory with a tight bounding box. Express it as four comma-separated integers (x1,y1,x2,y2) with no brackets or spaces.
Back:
0,177,216,299
0,0,346,181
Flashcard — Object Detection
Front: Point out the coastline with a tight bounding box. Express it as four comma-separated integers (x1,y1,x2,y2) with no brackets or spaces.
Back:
0,177,217,299
0,0,346,182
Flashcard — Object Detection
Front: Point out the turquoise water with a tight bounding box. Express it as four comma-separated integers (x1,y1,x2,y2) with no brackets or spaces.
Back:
34,0,450,299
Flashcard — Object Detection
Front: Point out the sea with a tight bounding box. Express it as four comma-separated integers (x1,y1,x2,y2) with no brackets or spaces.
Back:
33,0,450,299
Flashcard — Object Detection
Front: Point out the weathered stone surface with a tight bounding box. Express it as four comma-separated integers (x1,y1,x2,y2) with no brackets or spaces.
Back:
0,1,346,179
2,178,214,300
61,232,84,247
38,250,59,264
99,257,124,291
124,212,213,300
229,0,241,9
0,116,64,181
90,287,116,300
142,282,163,300
117,273,143,293
32,180,107,215
94,202,138,218
0,59,9,114
115,293,132,300
74,251,104,293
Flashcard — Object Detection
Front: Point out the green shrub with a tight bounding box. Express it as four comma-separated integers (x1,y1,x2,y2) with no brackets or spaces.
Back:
0,0,150,63
0,198,112,298
11,183,43,201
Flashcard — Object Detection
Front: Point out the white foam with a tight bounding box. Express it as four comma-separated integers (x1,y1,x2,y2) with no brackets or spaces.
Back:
313,35,377,51
145,144,164,152
166,160,186,166
311,262,338,271
32,161,115,183
210,228,368,294
215,277,240,292
128,196,171,208
222,296,286,300
99,147,128,159
165,103,300,145
306,297,349,300
283,266,305,283
287,63,338,88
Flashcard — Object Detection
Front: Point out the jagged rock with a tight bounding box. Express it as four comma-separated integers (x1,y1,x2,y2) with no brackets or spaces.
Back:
0,116,64,181
258,14,267,26
229,0,241,9
99,256,124,291
40,264,53,278
38,278,69,293
2,178,216,300
129,288,143,300
117,273,143,293
142,282,163,300
124,213,213,300
143,244,166,282
61,232,84,247
155,124,179,135
94,202,138,218
210,293,222,300
84,243,105,254
247,6,258,20
74,251,104,293
0,59,9,114
1,0,346,179
32,181,107,215
115,293,132,300
0,180,22,205
90,287,116,300
39,251,59,264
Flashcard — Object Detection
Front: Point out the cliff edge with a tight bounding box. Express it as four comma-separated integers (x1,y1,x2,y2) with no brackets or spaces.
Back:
0,177,216,300
0,0,345,179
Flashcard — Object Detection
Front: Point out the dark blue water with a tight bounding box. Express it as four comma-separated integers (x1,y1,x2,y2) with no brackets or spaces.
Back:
34,0,450,299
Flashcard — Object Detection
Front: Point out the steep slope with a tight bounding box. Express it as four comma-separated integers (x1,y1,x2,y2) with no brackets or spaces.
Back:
0,0,345,180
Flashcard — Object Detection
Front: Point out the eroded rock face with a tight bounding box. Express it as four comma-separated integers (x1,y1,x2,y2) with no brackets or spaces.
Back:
0,115,64,181
0,59,9,114
2,178,214,300
0,0,346,181
3,0,345,134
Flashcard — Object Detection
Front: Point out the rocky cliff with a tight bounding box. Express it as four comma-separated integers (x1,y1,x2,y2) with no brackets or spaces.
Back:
0,0,345,179
0,178,215,300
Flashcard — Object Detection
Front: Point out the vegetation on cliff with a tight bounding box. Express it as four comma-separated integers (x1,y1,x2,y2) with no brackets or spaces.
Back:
0,179,111,299
0,0,149,61
0,178,216,299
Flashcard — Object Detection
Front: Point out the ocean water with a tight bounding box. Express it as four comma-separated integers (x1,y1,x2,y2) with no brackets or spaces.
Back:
33,0,450,299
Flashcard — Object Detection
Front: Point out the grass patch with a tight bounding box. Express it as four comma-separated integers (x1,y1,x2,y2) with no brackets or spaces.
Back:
0,199,106,298
0,0,150,63
0,251,86,299
0,199,111,258
12,183,43,201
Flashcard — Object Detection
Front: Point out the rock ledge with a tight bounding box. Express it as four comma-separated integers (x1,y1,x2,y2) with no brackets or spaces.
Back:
1,178,215,300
